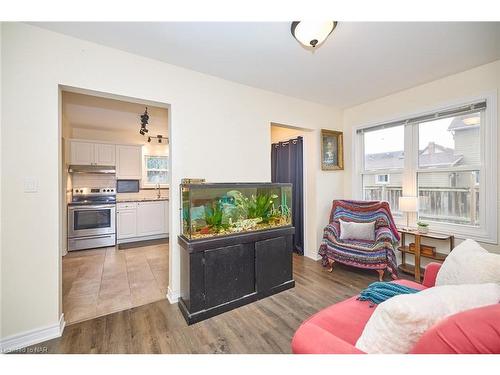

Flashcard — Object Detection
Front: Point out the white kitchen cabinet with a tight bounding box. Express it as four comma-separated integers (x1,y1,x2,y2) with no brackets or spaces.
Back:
70,141,95,165
69,140,116,166
94,143,116,166
116,145,142,179
116,203,138,240
116,200,168,243
137,201,167,237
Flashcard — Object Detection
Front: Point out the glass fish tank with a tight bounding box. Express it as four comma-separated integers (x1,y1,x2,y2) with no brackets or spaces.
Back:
181,182,293,240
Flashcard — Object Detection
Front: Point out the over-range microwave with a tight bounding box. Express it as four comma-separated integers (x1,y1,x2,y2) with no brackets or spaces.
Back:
116,179,140,193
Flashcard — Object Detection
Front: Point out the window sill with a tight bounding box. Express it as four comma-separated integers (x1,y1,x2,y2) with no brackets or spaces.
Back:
419,220,497,245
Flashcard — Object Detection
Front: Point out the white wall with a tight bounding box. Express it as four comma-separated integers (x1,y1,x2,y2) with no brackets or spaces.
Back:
343,60,500,254
0,22,3,342
0,23,341,340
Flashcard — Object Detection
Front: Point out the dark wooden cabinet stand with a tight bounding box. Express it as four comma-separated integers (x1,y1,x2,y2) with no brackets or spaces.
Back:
178,226,295,324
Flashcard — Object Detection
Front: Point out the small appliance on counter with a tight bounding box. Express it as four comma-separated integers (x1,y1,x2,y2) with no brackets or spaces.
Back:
68,187,116,251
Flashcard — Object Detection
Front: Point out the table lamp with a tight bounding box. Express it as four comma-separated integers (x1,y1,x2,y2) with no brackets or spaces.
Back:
399,196,418,230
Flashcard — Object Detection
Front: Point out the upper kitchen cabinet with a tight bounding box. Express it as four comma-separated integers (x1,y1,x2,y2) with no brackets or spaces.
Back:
116,145,143,179
70,141,94,165
69,140,116,166
94,143,116,166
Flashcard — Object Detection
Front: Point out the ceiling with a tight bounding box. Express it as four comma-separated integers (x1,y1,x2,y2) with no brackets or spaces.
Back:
62,91,168,135
37,22,500,108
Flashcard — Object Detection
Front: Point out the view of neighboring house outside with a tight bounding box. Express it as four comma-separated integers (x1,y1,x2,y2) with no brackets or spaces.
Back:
362,112,481,226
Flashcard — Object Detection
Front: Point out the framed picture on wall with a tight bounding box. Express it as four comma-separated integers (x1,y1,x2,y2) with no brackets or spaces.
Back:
321,129,344,170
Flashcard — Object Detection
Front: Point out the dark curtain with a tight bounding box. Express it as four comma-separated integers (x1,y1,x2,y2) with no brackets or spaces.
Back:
271,137,304,255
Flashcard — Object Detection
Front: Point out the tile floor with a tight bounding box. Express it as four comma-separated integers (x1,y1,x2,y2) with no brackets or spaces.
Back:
62,243,168,325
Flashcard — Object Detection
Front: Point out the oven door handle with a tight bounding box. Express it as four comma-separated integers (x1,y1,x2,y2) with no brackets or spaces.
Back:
68,205,116,211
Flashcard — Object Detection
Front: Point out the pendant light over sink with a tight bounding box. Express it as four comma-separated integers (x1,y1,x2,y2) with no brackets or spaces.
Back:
291,21,337,49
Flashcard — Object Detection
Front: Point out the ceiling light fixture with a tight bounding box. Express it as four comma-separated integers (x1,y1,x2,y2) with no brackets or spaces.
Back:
146,134,168,144
139,107,168,144
291,21,337,49
139,107,149,135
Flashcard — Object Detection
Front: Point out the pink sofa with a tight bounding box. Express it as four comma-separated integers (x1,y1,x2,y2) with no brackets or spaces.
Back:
292,263,500,354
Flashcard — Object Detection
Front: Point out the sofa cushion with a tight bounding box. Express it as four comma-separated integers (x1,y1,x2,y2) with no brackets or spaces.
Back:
436,239,500,286
291,322,365,354
339,219,375,241
293,280,424,347
410,304,500,354
355,283,500,354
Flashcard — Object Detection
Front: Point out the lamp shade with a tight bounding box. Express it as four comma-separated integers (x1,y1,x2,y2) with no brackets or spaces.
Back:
399,196,418,212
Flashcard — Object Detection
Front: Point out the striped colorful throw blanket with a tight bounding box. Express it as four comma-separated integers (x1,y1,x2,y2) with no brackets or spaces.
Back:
357,282,420,307
318,200,400,279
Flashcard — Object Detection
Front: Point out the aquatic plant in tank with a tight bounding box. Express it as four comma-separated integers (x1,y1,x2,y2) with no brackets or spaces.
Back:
182,183,293,239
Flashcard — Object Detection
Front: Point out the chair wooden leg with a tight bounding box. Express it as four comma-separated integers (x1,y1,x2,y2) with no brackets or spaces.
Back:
377,269,384,281
327,259,335,273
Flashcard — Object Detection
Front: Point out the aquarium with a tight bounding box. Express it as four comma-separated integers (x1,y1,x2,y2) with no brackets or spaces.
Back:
180,182,293,240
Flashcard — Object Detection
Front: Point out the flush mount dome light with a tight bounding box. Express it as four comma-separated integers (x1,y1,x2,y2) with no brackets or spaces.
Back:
291,21,337,48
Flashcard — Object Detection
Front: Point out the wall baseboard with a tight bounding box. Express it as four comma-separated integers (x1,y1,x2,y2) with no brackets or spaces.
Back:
166,286,180,304
305,252,321,261
117,233,169,245
0,314,65,353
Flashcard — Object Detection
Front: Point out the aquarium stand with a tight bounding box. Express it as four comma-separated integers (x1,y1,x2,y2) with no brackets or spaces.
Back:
178,226,295,325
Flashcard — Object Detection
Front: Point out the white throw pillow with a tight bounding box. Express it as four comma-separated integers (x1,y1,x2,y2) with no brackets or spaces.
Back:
435,239,500,286
355,283,500,354
339,219,375,241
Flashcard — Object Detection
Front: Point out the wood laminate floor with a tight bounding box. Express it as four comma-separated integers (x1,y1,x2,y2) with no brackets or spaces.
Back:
62,243,168,325
28,254,400,354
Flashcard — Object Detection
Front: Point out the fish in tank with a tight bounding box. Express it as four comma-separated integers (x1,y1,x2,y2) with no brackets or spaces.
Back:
181,183,292,240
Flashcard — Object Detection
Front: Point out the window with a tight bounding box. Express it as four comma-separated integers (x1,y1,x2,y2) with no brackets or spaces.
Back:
355,97,496,243
417,113,481,226
376,174,390,184
361,124,404,216
143,155,168,186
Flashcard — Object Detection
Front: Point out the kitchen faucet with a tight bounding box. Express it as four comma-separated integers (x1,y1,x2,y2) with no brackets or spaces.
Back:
156,183,161,199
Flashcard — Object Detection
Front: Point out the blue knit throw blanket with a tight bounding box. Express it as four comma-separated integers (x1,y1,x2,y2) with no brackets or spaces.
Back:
357,282,420,307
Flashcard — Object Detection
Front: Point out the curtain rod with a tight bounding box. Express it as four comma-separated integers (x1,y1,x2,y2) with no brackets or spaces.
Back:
272,136,303,145
356,100,486,134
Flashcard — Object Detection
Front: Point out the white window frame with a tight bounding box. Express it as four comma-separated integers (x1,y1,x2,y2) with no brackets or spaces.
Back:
352,92,497,244
142,155,169,188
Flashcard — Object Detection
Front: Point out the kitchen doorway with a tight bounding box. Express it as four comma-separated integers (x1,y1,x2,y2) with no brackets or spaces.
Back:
59,86,171,325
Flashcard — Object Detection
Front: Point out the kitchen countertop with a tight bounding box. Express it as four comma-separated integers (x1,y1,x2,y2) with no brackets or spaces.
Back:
117,197,169,203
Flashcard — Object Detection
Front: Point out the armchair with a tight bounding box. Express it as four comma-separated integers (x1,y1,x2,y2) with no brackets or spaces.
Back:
318,200,400,280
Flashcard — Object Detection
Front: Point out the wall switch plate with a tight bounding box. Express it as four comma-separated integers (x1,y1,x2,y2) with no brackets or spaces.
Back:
24,177,38,193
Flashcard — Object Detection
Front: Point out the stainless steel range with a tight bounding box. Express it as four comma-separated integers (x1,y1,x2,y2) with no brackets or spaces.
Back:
68,187,116,251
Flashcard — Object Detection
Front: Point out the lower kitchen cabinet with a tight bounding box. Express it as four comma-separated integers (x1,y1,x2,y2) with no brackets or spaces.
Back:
116,200,169,243
117,206,138,239
137,201,167,236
